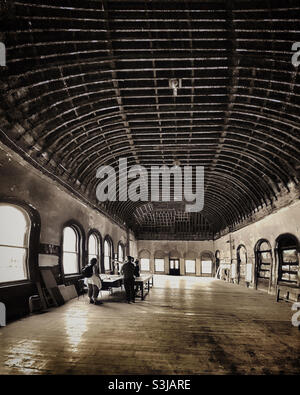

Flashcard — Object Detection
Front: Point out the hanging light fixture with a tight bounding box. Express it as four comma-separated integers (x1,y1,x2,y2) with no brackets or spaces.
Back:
169,78,182,96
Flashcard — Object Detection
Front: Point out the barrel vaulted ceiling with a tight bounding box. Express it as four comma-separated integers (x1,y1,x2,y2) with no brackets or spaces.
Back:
0,0,300,239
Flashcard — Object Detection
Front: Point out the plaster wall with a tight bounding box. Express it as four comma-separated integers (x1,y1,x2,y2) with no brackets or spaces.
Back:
214,200,300,294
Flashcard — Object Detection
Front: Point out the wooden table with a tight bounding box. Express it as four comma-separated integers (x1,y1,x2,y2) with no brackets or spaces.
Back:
135,274,154,300
100,275,123,294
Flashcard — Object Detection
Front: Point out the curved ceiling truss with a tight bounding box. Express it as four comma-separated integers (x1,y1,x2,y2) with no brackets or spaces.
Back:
1,0,300,239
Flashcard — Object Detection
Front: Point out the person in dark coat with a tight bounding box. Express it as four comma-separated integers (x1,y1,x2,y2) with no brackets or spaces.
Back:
134,259,141,296
121,256,136,303
134,259,140,278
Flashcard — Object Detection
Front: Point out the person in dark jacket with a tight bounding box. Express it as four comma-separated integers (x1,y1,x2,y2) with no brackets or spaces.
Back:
121,256,136,303
134,259,140,296
134,259,140,277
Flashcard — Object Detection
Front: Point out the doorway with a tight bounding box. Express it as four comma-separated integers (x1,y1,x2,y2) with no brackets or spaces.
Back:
276,234,299,285
255,239,272,292
236,245,247,285
169,259,180,275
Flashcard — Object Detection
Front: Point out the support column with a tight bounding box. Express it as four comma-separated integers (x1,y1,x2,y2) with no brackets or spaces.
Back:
150,257,155,274
164,254,169,274
180,258,185,276
196,257,201,276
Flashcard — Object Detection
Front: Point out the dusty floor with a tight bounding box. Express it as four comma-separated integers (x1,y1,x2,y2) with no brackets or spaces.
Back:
0,275,299,375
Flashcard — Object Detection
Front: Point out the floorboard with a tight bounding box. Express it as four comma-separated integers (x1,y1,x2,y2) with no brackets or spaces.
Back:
0,276,299,375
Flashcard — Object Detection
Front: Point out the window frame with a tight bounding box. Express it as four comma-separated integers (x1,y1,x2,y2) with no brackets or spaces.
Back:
276,234,299,285
117,241,125,274
185,259,196,274
88,230,102,271
140,258,150,272
61,221,84,278
0,204,30,284
0,199,40,288
201,252,214,275
118,241,125,263
104,235,114,273
255,239,273,282
154,258,165,273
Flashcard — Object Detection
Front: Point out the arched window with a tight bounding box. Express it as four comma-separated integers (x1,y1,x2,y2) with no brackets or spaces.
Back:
88,233,101,265
277,234,299,285
118,242,125,263
62,226,81,275
236,245,247,284
0,204,30,283
255,239,272,291
201,252,213,276
104,238,112,272
117,242,125,273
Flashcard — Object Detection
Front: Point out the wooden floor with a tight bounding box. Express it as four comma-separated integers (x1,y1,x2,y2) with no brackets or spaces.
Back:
0,275,299,375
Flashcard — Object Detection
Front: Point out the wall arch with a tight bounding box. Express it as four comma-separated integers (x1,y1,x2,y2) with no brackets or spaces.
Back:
87,228,102,272
169,249,182,259
61,220,85,277
0,198,41,284
0,197,41,321
236,244,247,285
275,233,299,286
154,250,165,259
254,238,273,292
184,250,198,260
103,234,114,273
139,249,151,259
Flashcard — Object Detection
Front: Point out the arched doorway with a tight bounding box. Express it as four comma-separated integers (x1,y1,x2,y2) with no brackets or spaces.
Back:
169,250,180,276
236,245,247,285
255,239,272,292
276,234,299,286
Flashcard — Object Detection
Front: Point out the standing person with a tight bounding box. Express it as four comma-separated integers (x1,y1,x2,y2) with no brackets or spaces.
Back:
134,259,140,296
134,259,140,278
121,256,136,303
82,258,103,305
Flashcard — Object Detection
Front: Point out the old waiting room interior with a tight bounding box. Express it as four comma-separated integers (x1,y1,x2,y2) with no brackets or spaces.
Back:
0,0,299,375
